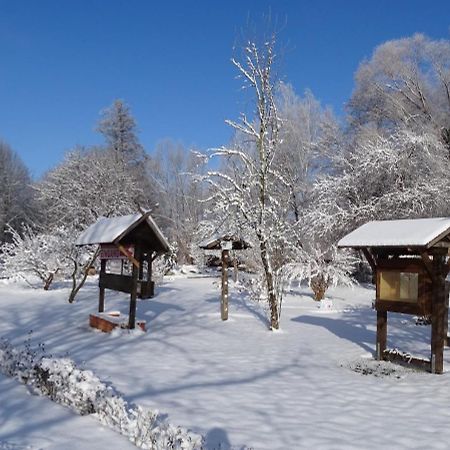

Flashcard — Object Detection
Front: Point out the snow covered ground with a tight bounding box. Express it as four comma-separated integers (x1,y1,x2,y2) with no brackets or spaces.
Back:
1,275,450,449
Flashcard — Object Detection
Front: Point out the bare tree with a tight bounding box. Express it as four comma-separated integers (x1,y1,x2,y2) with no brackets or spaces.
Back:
276,84,341,222
348,34,450,149
97,99,145,164
304,129,450,246
0,140,36,243
147,139,206,264
200,34,291,329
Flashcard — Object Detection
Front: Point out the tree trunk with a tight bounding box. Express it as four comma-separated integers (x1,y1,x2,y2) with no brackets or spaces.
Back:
68,248,100,303
43,269,59,291
259,237,279,330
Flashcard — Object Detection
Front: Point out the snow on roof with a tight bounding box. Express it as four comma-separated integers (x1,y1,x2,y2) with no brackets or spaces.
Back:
198,233,226,249
76,212,169,250
199,233,251,250
338,217,450,248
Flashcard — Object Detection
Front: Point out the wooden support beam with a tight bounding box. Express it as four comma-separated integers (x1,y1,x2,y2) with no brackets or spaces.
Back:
138,252,144,281
147,253,153,281
432,241,450,249
128,259,138,330
431,254,446,374
361,248,377,272
117,244,140,268
221,249,229,320
376,311,387,360
420,251,436,282
99,259,106,313
445,298,449,348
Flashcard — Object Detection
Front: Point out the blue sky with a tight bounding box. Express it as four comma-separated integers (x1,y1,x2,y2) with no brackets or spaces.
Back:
1,0,449,178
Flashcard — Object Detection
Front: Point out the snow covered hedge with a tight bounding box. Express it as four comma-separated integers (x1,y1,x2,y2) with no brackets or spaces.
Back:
0,339,203,450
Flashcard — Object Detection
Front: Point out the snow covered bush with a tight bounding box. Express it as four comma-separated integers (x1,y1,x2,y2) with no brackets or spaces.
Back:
0,225,70,289
283,246,358,301
0,339,203,450
152,244,177,285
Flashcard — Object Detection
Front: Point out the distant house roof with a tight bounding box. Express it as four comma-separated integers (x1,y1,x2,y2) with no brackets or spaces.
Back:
199,233,252,250
338,217,450,249
76,212,170,252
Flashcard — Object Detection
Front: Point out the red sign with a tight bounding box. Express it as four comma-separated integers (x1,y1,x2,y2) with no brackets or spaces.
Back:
100,244,134,260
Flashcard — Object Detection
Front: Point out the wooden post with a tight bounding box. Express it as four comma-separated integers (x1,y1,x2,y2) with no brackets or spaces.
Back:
445,281,449,347
147,253,153,281
221,249,229,320
233,251,238,283
99,259,106,313
431,254,446,374
138,252,144,281
128,247,140,329
376,311,387,360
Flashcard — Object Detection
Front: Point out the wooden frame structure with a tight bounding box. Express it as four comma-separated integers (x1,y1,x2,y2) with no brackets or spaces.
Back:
200,234,251,321
338,218,450,374
76,211,170,330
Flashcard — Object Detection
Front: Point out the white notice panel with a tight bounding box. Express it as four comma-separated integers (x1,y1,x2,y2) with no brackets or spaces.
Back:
220,241,232,250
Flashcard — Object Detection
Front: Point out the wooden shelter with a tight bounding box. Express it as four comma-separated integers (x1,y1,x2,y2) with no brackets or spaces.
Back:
338,217,450,374
200,234,251,321
76,211,170,330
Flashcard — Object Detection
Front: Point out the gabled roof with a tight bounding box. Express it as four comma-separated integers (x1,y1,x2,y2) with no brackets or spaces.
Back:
199,233,252,250
76,212,170,251
338,217,450,249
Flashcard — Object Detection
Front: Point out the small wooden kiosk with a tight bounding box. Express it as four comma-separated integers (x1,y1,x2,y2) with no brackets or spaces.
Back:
76,211,170,331
338,217,450,374
200,234,251,321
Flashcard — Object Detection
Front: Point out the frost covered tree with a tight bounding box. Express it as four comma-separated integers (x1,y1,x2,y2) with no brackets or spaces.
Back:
2,100,154,296
199,34,292,330
1,225,73,289
276,83,341,222
305,129,450,245
296,127,450,291
147,139,206,264
97,99,145,165
33,146,149,298
283,245,357,301
37,147,147,231
0,140,36,243
97,99,154,207
348,34,450,148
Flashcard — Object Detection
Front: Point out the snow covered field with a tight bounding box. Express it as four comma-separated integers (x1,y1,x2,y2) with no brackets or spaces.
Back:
1,275,450,449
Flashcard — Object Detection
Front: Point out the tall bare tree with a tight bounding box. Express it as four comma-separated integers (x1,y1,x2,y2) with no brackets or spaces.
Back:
200,34,290,329
0,140,36,243
146,139,205,263
97,99,145,164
